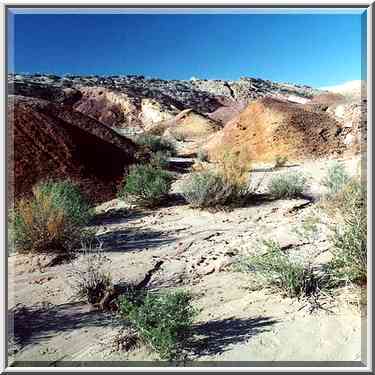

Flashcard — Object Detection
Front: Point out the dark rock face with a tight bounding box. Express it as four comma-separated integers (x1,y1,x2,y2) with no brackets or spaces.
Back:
8,95,137,203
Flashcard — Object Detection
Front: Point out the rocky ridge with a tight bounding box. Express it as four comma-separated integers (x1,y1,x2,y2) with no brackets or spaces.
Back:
8,74,321,130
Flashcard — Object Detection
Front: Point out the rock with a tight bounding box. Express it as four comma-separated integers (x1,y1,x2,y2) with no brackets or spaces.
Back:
198,264,215,276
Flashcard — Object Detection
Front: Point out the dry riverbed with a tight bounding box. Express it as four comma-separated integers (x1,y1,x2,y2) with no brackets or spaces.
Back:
8,156,366,365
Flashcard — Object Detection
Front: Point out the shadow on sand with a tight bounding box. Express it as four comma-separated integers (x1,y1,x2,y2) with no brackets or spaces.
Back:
95,226,176,253
186,316,279,358
9,302,121,353
10,302,278,361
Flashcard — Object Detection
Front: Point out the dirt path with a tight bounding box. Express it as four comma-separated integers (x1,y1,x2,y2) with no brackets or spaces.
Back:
8,156,365,365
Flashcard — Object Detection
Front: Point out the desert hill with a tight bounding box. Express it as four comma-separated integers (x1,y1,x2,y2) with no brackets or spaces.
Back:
8,94,137,203
204,96,362,162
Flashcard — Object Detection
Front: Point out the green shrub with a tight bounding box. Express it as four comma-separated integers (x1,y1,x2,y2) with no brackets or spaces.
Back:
35,180,92,225
322,161,350,196
136,134,176,155
268,172,306,199
118,165,173,207
10,181,90,254
181,171,245,208
327,179,367,285
241,240,330,298
119,290,196,360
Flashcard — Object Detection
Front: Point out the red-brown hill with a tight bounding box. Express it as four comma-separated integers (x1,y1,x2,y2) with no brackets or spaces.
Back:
8,95,137,203
205,97,351,162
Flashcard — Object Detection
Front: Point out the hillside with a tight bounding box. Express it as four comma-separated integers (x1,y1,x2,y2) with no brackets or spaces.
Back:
204,96,361,162
8,94,137,203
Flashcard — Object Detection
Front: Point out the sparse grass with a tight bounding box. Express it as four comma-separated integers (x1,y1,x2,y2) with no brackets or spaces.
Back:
119,290,197,361
135,134,176,155
268,172,306,199
67,242,113,305
325,177,367,286
10,181,90,255
319,162,366,286
118,164,174,207
240,240,332,298
322,161,350,196
292,214,320,243
329,209,367,285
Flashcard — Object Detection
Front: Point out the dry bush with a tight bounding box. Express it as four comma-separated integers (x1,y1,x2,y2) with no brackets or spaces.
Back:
169,128,190,142
215,144,252,187
135,134,176,155
10,186,84,254
196,148,209,162
66,242,113,305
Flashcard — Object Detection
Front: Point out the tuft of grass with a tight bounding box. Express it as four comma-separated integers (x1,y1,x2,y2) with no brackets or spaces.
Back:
240,240,331,298
119,290,197,361
135,134,176,155
10,181,90,255
326,178,367,286
322,161,350,196
118,164,173,207
268,172,306,199
67,242,113,305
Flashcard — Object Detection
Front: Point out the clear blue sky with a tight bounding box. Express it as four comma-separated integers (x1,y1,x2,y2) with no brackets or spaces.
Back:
8,11,366,87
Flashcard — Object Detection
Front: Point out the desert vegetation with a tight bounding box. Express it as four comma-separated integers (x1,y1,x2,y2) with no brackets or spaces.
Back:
239,240,332,299
119,290,196,361
182,146,253,209
135,134,176,156
8,73,366,364
267,172,306,199
321,165,367,286
10,180,92,255
118,164,174,207
274,155,288,169
67,243,113,305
